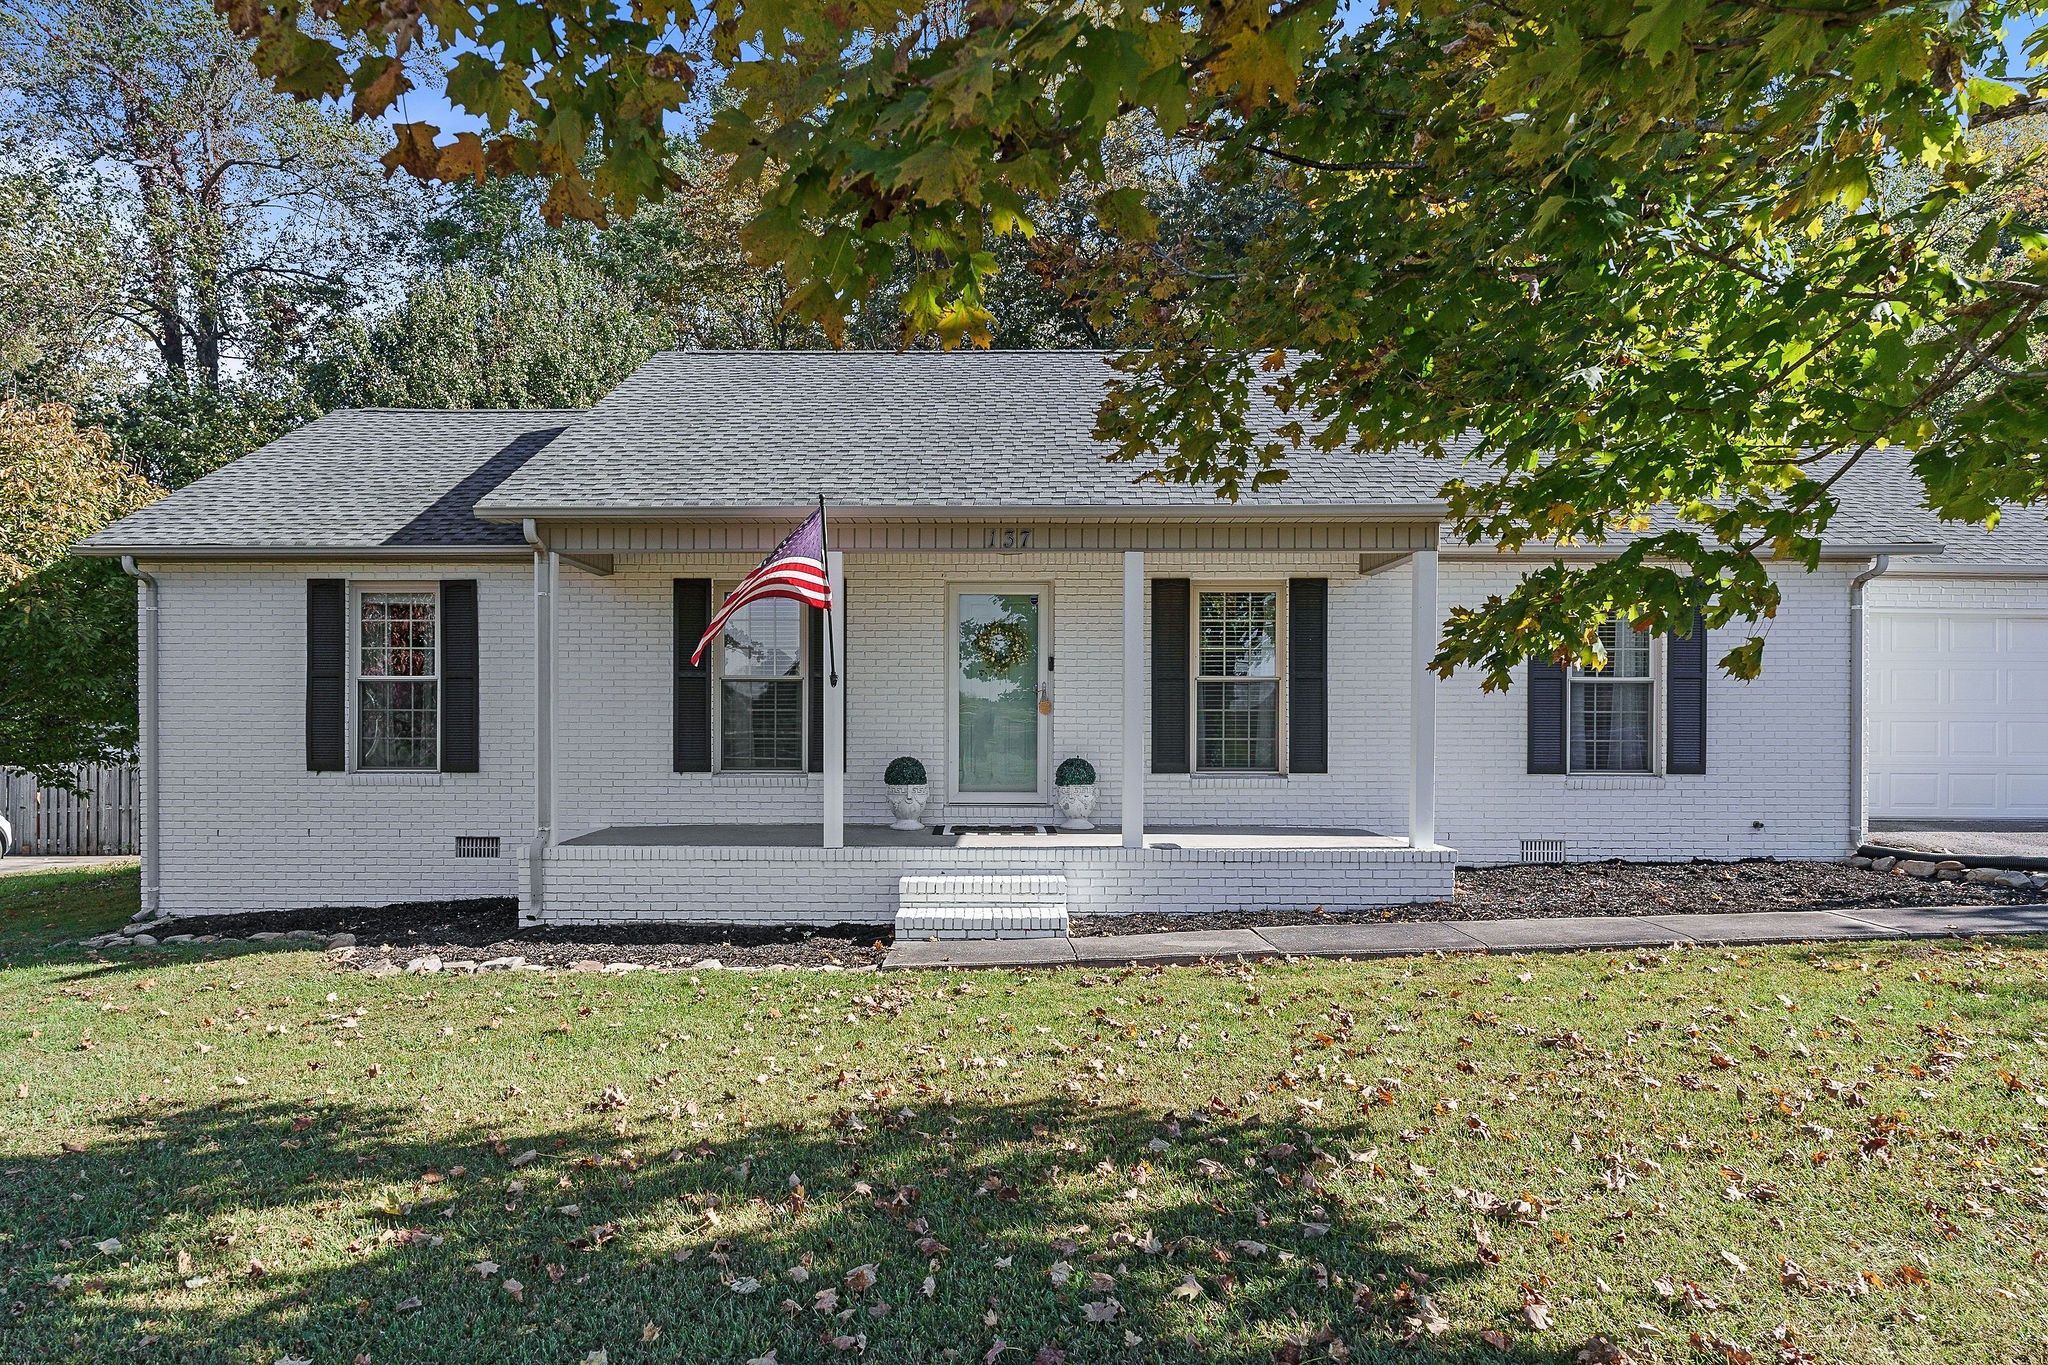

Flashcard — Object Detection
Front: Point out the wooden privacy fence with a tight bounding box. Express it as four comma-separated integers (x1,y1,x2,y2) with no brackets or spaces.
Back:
1,765,139,856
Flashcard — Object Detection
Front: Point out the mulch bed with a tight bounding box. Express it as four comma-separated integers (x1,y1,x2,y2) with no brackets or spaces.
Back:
149,898,891,972
141,859,2035,966
1068,857,2036,936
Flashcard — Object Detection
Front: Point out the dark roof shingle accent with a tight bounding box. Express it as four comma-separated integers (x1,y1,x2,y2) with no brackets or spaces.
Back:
78,409,574,554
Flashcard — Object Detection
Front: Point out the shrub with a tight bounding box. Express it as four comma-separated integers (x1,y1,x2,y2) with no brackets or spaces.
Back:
1055,757,1096,786
885,756,927,786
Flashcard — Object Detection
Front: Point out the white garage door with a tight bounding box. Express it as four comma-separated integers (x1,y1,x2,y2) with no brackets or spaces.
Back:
1869,610,2048,817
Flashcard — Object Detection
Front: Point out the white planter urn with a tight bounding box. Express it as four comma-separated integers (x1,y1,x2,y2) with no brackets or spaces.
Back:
1055,782,1097,831
886,782,930,831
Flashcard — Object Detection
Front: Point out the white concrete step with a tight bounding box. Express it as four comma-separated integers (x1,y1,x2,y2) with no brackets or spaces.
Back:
896,873,1069,940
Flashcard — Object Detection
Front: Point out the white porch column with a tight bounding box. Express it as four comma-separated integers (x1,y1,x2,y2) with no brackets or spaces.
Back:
1122,550,1146,849
1408,547,1439,848
823,549,846,849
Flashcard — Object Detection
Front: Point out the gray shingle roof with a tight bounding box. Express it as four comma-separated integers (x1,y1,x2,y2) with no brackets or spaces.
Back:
71,353,2048,570
77,409,574,555
1824,444,2048,568
471,350,1465,516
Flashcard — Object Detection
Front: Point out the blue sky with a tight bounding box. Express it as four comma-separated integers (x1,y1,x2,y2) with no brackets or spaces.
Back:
379,10,2048,140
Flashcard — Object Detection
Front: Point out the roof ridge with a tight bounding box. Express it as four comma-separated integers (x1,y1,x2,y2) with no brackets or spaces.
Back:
323,406,587,415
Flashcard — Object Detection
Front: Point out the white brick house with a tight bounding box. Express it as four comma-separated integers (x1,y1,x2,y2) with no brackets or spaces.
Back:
74,352,2048,925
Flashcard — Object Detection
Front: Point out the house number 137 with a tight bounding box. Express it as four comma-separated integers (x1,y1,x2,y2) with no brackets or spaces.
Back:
985,527,1033,550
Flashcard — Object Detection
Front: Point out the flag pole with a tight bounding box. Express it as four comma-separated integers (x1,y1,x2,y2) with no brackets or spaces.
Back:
818,493,839,687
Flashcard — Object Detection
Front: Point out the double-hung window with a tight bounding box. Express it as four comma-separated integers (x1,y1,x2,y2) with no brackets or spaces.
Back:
357,588,438,770
1195,587,1283,772
1569,616,1654,773
716,590,805,771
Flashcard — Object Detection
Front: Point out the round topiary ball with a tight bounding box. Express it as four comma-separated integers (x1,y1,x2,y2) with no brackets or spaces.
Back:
885,756,928,786
1055,757,1096,787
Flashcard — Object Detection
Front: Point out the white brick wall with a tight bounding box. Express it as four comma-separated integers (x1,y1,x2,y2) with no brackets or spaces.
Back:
1436,560,1863,865
521,841,1457,925
142,548,1892,917
554,550,1411,835
147,560,534,915
1866,574,2048,613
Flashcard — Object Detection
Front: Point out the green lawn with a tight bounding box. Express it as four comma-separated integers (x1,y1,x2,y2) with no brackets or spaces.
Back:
2,867,2046,1364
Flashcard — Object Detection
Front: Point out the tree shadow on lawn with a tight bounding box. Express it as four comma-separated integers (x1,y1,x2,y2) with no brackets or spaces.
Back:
5,1091,1604,1365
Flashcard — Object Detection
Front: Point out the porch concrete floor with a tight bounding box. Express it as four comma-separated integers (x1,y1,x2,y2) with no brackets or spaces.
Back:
560,823,1409,851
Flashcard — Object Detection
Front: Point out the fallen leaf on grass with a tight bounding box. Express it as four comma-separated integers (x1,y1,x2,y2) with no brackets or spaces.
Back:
1082,1298,1122,1323
1522,1286,1554,1330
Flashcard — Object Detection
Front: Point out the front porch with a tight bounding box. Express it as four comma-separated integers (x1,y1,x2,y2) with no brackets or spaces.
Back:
519,822,1455,927
518,515,1458,927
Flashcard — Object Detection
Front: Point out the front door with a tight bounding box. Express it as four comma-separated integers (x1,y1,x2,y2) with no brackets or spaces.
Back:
952,588,1049,803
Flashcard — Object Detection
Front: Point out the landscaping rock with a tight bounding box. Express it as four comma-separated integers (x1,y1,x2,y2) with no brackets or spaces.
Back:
127,933,157,946
249,932,284,942
480,956,526,971
694,957,724,970
326,933,356,949
568,959,604,972
1898,860,1938,878
443,961,479,974
405,956,442,974
1849,856,1873,868
1869,856,1897,873
363,961,401,977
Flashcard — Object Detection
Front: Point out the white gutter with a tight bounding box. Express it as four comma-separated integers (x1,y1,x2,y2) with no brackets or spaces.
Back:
1847,554,1892,851
119,557,160,919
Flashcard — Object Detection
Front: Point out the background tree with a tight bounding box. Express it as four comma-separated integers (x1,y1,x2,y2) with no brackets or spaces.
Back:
0,400,160,785
302,247,666,410
0,161,121,403
226,0,2048,684
0,0,412,393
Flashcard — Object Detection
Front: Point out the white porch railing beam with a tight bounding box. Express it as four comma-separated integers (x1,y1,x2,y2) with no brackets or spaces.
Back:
823,549,847,849
1122,550,1145,849
1408,548,1439,848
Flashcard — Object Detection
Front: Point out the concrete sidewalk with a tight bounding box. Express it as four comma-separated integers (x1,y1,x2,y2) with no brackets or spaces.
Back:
882,903,2048,969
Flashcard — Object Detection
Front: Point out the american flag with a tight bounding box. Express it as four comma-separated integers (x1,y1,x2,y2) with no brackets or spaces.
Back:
690,508,832,665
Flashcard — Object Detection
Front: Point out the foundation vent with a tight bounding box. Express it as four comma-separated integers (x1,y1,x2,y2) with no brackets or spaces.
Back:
455,835,502,858
1519,838,1568,865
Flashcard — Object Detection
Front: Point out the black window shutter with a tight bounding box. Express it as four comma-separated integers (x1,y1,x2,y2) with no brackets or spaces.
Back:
1287,578,1328,773
1666,608,1708,774
673,578,713,773
1527,657,1567,774
306,579,346,772
1151,578,1191,774
439,579,479,773
807,604,824,773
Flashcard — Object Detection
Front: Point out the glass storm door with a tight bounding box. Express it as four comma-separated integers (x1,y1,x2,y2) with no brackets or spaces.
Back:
953,590,1047,800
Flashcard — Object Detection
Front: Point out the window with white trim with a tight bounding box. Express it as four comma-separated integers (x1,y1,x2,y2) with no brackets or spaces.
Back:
357,588,438,770
715,588,805,771
1569,616,1654,773
1195,587,1283,772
